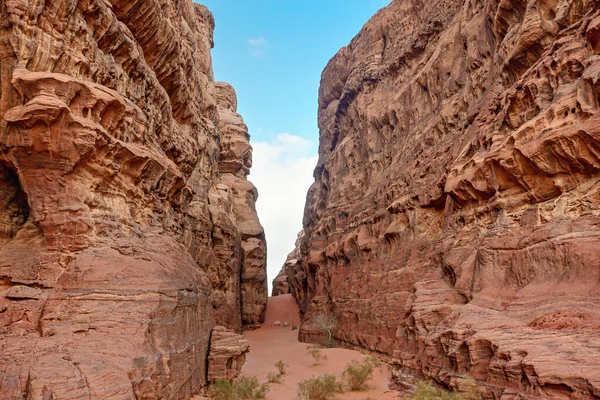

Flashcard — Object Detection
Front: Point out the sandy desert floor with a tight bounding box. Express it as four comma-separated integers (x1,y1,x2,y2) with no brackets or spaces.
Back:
241,294,400,400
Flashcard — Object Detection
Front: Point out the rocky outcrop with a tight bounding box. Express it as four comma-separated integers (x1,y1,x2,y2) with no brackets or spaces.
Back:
207,326,250,382
272,229,304,296
290,0,600,399
272,267,291,296
0,0,265,398
212,82,267,328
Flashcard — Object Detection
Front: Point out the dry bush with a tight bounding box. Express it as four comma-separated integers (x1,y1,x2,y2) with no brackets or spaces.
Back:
342,359,375,391
208,377,268,400
266,372,282,384
408,380,480,400
266,360,288,384
307,345,327,365
298,374,343,400
313,312,337,347
275,360,288,375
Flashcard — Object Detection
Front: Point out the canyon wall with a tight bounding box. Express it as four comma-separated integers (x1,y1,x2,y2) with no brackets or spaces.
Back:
0,0,266,398
286,0,600,398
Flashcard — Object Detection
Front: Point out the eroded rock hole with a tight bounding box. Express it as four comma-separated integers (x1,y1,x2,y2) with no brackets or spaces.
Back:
587,26,600,55
0,164,30,244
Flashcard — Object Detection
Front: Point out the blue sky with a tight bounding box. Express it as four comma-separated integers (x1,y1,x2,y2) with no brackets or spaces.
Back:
198,1,390,291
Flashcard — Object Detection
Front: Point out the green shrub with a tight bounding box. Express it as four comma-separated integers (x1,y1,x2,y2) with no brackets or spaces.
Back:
459,377,482,400
409,381,466,400
266,372,282,384
364,355,382,368
307,345,327,365
342,359,375,391
208,380,235,400
208,377,268,400
298,374,343,400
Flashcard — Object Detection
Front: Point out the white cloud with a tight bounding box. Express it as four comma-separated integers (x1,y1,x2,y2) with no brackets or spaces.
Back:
249,133,318,294
247,36,269,58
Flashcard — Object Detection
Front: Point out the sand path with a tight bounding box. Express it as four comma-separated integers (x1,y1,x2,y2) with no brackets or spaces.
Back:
242,295,400,399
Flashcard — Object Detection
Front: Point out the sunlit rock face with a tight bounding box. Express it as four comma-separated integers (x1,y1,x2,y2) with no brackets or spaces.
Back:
212,82,268,329
272,229,303,296
0,0,265,398
289,0,600,398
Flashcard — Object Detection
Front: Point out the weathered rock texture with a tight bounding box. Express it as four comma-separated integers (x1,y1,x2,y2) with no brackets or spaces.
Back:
272,229,303,296
212,82,267,328
0,0,265,398
207,326,250,383
289,0,600,399
272,267,291,296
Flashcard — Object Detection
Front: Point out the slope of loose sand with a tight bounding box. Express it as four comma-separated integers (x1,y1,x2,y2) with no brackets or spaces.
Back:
242,294,400,399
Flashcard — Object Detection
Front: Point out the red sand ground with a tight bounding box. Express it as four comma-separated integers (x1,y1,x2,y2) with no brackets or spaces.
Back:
242,294,400,399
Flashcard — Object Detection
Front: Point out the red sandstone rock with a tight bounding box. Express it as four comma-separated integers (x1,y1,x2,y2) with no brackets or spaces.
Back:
207,326,250,382
272,230,304,296
0,0,265,398
214,82,268,329
288,1,600,399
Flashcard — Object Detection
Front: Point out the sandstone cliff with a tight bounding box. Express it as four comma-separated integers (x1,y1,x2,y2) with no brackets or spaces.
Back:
0,1,266,398
272,229,303,296
287,0,600,398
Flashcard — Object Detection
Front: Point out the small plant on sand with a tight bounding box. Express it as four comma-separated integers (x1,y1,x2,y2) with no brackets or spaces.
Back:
342,356,382,391
313,312,338,347
266,372,283,384
307,344,327,365
275,360,288,375
298,374,344,400
266,360,288,384
208,377,268,400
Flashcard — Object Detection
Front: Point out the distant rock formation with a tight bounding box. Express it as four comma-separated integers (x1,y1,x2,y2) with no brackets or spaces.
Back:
272,230,304,296
0,0,265,398
211,82,268,329
272,267,291,296
288,0,600,398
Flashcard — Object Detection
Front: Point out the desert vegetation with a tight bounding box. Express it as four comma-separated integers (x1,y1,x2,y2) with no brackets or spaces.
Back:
342,356,382,391
307,344,328,365
408,378,481,400
313,312,338,347
208,377,268,400
297,374,344,400
266,360,288,383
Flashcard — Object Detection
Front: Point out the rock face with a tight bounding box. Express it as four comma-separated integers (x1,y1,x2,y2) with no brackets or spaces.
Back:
207,326,250,383
271,230,303,296
212,82,267,328
289,0,600,399
272,267,291,296
0,1,265,398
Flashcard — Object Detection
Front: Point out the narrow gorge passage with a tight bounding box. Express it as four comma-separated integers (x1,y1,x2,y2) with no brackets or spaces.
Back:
241,295,399,400
2,0,600,398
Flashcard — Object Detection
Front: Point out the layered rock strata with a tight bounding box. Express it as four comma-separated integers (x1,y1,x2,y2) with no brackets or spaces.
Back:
207,326,250,383
272,229,303,296
272,267,291,296
289,0,600,399
0,0,265,398
212,82,267,328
